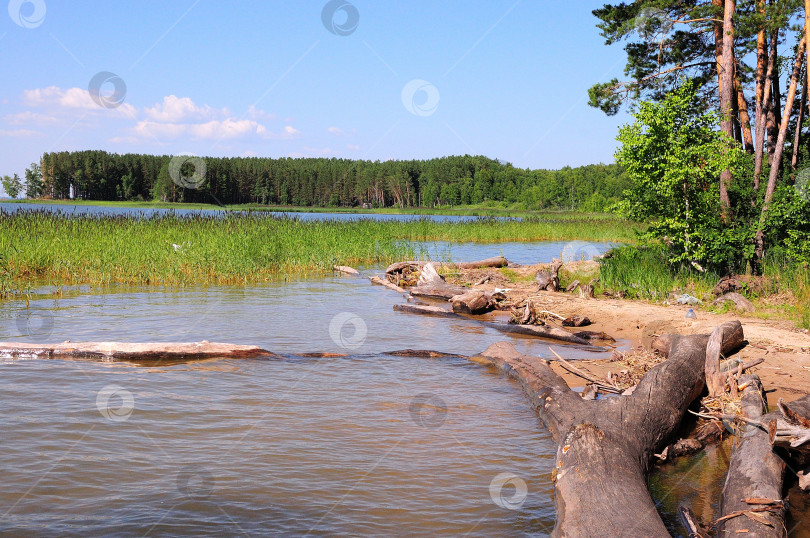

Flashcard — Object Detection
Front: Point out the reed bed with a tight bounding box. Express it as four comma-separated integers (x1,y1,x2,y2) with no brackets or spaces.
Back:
0,210,637,288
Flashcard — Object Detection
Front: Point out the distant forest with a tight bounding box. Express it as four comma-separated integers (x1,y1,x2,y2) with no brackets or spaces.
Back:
34,151,629,211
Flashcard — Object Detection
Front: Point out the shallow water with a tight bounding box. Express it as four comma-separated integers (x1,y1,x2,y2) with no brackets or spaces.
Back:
0,354,557,536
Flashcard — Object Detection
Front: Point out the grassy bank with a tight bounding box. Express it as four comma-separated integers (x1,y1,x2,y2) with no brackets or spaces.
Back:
562,244,810,329
0,211,637,289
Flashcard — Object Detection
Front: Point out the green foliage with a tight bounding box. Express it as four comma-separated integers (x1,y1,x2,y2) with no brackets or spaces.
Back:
24,163,41,199
35,151,630,212
615,80,751,271
1,174,22,199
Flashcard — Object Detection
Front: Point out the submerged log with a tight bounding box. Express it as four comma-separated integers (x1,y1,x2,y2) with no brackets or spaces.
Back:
0,341,274,361
333,265,360,275
719,374,787,536
369,276,406,293
393,304,458,318
470,321,743,536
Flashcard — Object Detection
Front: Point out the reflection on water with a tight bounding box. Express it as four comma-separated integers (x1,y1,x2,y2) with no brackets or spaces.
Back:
0,354,556,535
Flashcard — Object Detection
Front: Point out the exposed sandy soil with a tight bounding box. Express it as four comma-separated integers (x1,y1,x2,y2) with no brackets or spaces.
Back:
443,261,810,406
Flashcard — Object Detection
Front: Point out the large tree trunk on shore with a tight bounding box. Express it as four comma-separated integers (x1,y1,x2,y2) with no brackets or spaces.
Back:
471,321,744,536
719,375,787,536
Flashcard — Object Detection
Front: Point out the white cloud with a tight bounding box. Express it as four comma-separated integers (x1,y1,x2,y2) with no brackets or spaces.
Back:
284,125,300,136
328,126,342,134
144,95,215,122
346,144,360,150
22,85,137,118
247,105,276,122
0,129,41,137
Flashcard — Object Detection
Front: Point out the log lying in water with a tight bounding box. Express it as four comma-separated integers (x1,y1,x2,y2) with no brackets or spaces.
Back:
333,265,360,275
0,341,274,361
409,262,467,299
470,321,743,536
719,374,787,536
394,303,603,349
450,290,494,315
369,276,406,293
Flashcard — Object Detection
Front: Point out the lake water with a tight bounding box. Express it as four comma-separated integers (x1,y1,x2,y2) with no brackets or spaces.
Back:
1,238,805,536
0,202,510,222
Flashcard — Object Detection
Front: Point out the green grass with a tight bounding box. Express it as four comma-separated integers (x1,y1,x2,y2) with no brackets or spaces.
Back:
580,244,810,329
0,211,639,289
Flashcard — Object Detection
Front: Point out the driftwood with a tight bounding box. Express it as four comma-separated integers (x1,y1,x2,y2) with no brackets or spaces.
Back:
448,256,508,269
564,280,580,293
713,292,755,312
369,276,406,293
535,259,562,291
651,322,746,358
562,315,591,327
0,341,273,361
392,304,602,349
769,396,810,456
450,290,494,315
393,304,458,318
719,374,787,536
409,262,467,299
470,321,743,536
333,265,360,275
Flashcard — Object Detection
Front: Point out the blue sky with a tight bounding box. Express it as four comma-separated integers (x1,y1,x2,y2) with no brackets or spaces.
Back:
0,0,631,188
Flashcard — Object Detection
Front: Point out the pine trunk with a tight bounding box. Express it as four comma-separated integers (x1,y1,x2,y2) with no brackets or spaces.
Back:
719,0,736,212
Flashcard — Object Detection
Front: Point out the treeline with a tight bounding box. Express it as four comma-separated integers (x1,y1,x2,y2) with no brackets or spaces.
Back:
34,151,629,211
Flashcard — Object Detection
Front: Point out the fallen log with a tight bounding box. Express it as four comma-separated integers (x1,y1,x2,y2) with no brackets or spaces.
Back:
470,321,743,536
651,322,746,358
448,256,507,269
392,304,603,349
333,265,359,275
393,304,458,318
0,341,274,361
369,276,406,293
719,374,787,536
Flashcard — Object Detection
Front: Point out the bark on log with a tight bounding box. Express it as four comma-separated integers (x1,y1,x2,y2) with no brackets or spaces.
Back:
471,322,742,536
0,341,274,361
719,374,787,536
448,256,508,269
450,290,493,315
410,263,467,299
